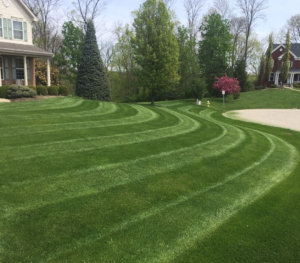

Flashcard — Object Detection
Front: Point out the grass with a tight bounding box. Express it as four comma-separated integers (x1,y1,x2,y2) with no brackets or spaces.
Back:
0,89,300,262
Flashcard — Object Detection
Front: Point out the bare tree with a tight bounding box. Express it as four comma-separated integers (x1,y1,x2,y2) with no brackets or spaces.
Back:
75,0,108,30
24,0,61,51
99,41,115,73
213,0,231,20
287,14,300,43
184,0,206,40
236,0,267,65
161,0,177,10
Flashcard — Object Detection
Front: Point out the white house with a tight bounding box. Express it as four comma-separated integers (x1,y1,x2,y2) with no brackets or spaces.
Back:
0,0,53,87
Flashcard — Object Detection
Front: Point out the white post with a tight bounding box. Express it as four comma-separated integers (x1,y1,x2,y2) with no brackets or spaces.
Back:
47,58,51,87
24,56,28,86
275,73,279,85
0,65,2,87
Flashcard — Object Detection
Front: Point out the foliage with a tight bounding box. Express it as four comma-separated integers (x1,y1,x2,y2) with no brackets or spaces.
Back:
58,86,69,96
6,85,36,99
35,59,60,86
270,84,278,88
257,53,265,86
54,22,85,87
132,0,179,105
76,20,111,101
0,85,10,98
233,59,249,92
36,86,48,95
27,85,37,91
189,76,207,100
175,26,199,99
265,33,273,82
198,13,232,95
280,30,291,86
213,76,241,95
47,86,59,95
110,24,138,101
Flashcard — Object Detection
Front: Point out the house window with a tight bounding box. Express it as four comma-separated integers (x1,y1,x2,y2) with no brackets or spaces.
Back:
0,57,3,80
269,72,274,81
0,18,3,37
13,21,23,40
15,58,24,79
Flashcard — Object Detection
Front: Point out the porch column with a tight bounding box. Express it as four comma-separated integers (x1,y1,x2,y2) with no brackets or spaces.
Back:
275,73,279,85
24,56,28,86
47,58,51,87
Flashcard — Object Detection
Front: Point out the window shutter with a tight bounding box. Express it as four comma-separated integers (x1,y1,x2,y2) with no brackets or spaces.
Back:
12,58,16,80
4,57,10,80
3,18,8,39
23,22,28,42
7,19,12,40
27,58,30,80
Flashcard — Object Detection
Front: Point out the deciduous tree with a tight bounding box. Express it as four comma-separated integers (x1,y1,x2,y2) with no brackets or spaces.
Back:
132,0,179,105
213,76,241,95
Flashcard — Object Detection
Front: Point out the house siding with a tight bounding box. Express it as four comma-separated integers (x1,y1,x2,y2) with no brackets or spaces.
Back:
1,55,35,86
0,0,34,45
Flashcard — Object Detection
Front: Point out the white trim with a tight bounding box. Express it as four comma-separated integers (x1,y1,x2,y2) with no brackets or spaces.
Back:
0,17,3,38
272,44,284,54
269,72,275,82
15,57,25,80
273,44,297,59
12,20,24,41
17,0,38,22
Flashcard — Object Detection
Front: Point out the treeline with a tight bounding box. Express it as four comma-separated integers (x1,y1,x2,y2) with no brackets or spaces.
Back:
24,0,300,102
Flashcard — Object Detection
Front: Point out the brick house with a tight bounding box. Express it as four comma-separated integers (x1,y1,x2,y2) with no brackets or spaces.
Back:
0,0,53,87
268,44,300,86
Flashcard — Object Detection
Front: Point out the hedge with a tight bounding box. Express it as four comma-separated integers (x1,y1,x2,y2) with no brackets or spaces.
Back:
0,85,10,98
47,86,58,95
58,86,69,96
36,86,48,95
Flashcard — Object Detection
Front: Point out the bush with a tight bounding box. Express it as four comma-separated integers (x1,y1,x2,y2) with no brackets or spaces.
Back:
0,85,10,98
27,85,36,91
47,86,58,95
36,86,48,95
6,84,36,99
58,86,69,96
254,86,261,90
270,84,277,88
260,86,266,90
233,93,240,100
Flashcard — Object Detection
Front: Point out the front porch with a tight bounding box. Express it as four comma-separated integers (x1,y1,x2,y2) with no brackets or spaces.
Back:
0,42,53,87
274,70,300,85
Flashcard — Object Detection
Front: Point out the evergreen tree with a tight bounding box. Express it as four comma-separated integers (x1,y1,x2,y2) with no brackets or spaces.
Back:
257,53,266,86
76,20,111,101
132,0,179,105
198,13,232,95
233,59,249,92
264,33,273,82
280,30,291,87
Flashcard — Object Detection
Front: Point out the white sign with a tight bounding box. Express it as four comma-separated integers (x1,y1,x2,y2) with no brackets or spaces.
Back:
222,90,225,95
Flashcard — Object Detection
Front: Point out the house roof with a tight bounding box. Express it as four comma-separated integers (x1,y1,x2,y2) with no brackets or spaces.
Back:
18,0,38,22
0,42,53,57
273,43,300,58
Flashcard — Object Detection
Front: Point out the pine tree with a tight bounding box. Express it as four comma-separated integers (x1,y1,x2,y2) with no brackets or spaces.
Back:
280,30,291,87
76,20,111,101
257,53,266,86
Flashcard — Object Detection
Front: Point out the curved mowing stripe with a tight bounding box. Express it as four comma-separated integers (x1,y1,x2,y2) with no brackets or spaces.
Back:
0,104,159,137
1,107,201,161
0,115,245,218
145,136,298,263
45,128,278,261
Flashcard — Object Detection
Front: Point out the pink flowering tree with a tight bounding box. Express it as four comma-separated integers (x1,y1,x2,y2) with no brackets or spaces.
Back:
213,76,241,98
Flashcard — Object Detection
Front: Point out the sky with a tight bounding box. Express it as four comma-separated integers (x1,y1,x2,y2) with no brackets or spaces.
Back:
61,0,298,44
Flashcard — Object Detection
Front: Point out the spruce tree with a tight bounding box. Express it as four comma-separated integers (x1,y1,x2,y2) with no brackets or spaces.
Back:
76,20,111,101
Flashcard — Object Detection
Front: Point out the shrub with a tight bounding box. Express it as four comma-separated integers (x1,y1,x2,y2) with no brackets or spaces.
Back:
260,86,266,89
6,84,36,99
27,85,36,91
270,84,277,88
47,86,58,95
0,85,10,98
58,86,69,96
36,86,48,95
254,86,261,90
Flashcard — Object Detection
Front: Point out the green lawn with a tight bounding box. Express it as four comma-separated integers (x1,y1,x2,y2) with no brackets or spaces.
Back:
1,89,300,262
